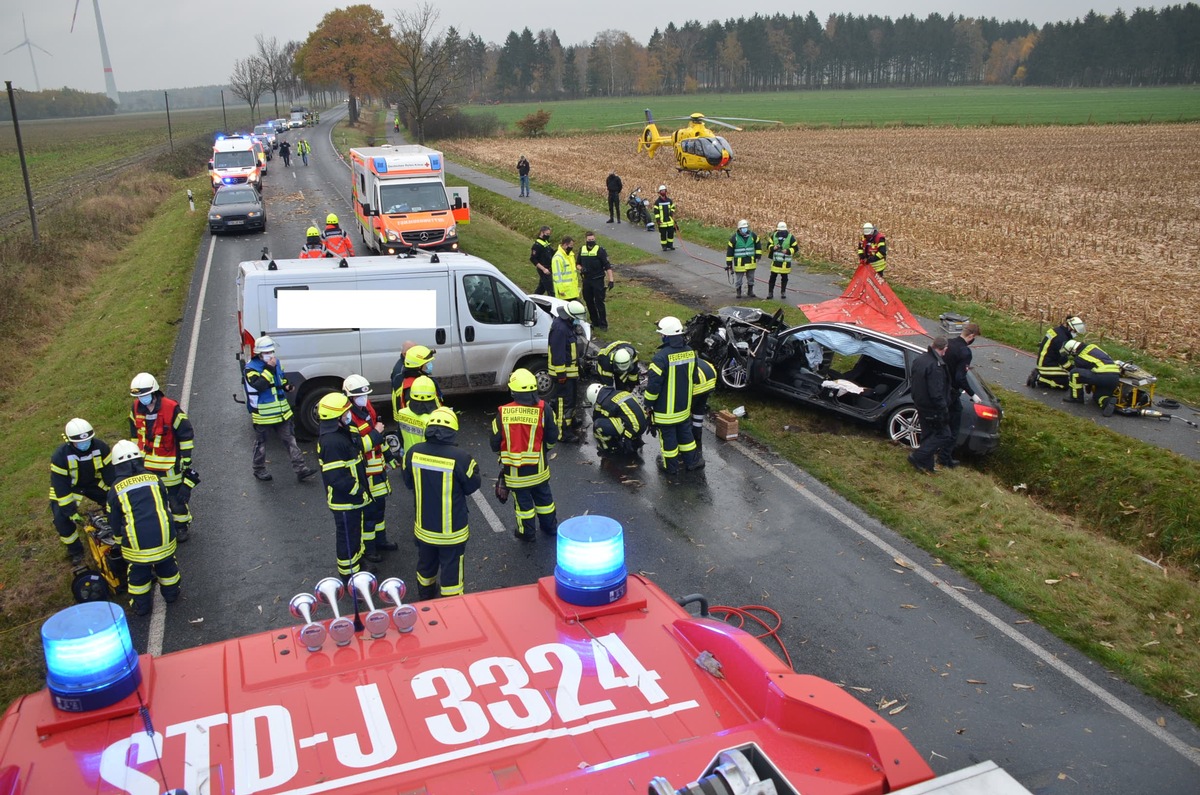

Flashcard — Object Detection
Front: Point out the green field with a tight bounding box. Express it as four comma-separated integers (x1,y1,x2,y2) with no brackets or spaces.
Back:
462,86,1200,131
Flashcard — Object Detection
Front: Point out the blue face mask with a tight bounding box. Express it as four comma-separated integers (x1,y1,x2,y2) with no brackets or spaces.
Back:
341,412,353,425
73,440,92,452
423,362,434,375
138,394,153,406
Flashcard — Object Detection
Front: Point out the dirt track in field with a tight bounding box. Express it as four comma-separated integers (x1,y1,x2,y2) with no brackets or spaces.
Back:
446,124,1200,357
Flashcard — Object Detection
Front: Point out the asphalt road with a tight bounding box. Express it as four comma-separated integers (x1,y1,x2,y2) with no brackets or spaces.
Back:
134,107,1200,793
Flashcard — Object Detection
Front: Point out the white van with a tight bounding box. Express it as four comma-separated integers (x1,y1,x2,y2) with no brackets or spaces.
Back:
237,252,582,434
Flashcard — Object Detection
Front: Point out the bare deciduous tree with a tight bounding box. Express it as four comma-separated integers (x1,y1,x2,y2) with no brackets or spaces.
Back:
392,3,458,144
255,35,292,119
228,56,267,128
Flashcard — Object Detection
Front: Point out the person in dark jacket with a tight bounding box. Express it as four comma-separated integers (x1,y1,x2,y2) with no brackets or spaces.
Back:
107,440,180,616
907,337,952,474
1031,315,1086,389
595,340,640,391
243,335,316,483
605,171,623,223
939,323,982,468
316,393,371,577
586,383,647,457
49,418,112,565
517,155,531,197
402,407,481,599
529,225,554,296
578,231,615,330
645,316,701,474
548,301,586,442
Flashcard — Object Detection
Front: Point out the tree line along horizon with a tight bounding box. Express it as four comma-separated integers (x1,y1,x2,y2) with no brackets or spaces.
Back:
4,3,1197,122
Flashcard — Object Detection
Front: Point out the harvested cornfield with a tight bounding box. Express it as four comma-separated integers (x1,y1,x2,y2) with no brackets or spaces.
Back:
445,124,1200,357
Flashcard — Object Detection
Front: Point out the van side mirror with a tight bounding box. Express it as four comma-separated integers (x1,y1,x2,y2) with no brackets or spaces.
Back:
361,203,374,217
206,162,213,171
522,300,537,326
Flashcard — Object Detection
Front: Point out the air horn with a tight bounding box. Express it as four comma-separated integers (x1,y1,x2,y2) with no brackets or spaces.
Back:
288,592,327,652
379,577,419,634
348,572,391,639
315,577,357,647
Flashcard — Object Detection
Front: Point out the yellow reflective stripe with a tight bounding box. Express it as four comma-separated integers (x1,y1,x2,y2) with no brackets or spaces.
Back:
50,463,70,476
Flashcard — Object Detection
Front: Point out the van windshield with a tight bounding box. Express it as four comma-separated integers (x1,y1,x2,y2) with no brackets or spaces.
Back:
214,150,256,169
379,183,449,214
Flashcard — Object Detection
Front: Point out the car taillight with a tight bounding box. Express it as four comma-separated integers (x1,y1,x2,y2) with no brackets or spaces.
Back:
973,403,1000,421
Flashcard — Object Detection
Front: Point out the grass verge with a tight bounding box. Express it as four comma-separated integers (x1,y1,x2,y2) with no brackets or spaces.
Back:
452,173,1200,726
0,156,208,706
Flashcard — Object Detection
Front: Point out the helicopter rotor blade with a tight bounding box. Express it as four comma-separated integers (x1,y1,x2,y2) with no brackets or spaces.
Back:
702,119,743,131
709,117,783,124
606,121,653,129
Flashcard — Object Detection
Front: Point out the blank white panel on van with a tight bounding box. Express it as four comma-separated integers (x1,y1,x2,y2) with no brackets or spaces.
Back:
279,289,438,329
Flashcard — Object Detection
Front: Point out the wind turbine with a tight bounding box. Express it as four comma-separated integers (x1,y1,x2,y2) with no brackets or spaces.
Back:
70,0,119,105
4,14,52,92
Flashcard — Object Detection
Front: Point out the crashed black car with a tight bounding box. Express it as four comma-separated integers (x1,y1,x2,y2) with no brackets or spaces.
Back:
685,306,1002,454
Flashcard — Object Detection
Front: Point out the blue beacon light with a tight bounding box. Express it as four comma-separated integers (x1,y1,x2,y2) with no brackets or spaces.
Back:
555,515,628,606
42,602,142,713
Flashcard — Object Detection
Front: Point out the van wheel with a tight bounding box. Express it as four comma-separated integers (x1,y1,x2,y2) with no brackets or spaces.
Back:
297,382,340,438
886,405,921,448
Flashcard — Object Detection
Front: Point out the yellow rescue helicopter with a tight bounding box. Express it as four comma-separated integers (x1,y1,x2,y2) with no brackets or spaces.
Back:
610,109,781,176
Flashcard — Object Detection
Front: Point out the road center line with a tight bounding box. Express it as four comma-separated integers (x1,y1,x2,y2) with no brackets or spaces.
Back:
726,435,1200,767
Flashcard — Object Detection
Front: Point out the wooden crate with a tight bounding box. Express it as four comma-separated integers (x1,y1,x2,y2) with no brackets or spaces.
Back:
713,410,739,440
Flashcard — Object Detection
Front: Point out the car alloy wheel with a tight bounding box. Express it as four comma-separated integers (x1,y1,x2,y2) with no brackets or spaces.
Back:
887,405,922,448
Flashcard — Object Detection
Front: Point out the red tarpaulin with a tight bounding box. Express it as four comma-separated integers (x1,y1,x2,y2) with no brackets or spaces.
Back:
799,265,926,336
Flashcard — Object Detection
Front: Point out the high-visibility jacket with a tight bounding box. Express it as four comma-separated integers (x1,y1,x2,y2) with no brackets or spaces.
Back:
243,357,293,424
548,317,580,379
1037,325,1073,370
299,243,328,259
107,467,175,564
692,357,717,410
768,232,799,274
317,420,372,511
596,340,640,391
395,402,437,467
551,246,580,300
349,401,389,497
322,226,355,258
645,339,696,424
726,230,761,272
653,196,675,228
1065,343,1120,374
402,438,481,545
490,399,557,488
530,237,554,271
858,232,887,273
129,396,194,475
49,440,111,512
593,387,647,440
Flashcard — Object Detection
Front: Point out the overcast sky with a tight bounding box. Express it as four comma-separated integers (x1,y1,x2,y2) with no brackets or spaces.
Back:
3,1,1128,94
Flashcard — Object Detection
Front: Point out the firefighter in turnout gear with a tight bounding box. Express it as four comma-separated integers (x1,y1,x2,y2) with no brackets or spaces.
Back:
645,316,701,474
49,418,112,565
316,393,371,577
107,440,180,616
578,231,615,330
595,340,640,391
322,213,355,258
653,185,676,251
344,375,397,562
586,382,648,457
1032,315,1086,389
530,226,555,296
129,373,196,542
691,357,718,453
726,220,762,298
551,236,581,301
299,226,327,259
549,300,586,442
390,344,443,421
395,376,441,465
491,369,559,542
766,221,799,299
858,222,888,279
402,407,481,599
1061,339,1121,416
244,336,317,483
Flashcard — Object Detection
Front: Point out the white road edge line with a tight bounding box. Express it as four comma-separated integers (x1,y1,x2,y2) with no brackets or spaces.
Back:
727,436,1200,768
471,488,507,533
148,234,218,658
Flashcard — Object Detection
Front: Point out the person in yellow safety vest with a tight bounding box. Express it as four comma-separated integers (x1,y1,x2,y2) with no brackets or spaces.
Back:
244,336,317,483
1030,315,1086,389
726,219,762,298
766,221,799,300
107,440,180,617
529,225,554,296
49,418,112,565
691,356,718,452
551,236,580,301
299,226,328,258
644,316,701,475
395,376,440,463
344,374,397,562
401,407,481,599
585,382,648,458
491,368,559,542
129,372,196,542
653,185,676,251
390,344,443,421
548,300,586,442
858,222,888,279
1060,339,1121,417
297,138,311,166
317,393,371,577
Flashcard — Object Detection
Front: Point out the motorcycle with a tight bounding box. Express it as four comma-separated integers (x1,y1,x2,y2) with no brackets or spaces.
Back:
625,187,654,230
